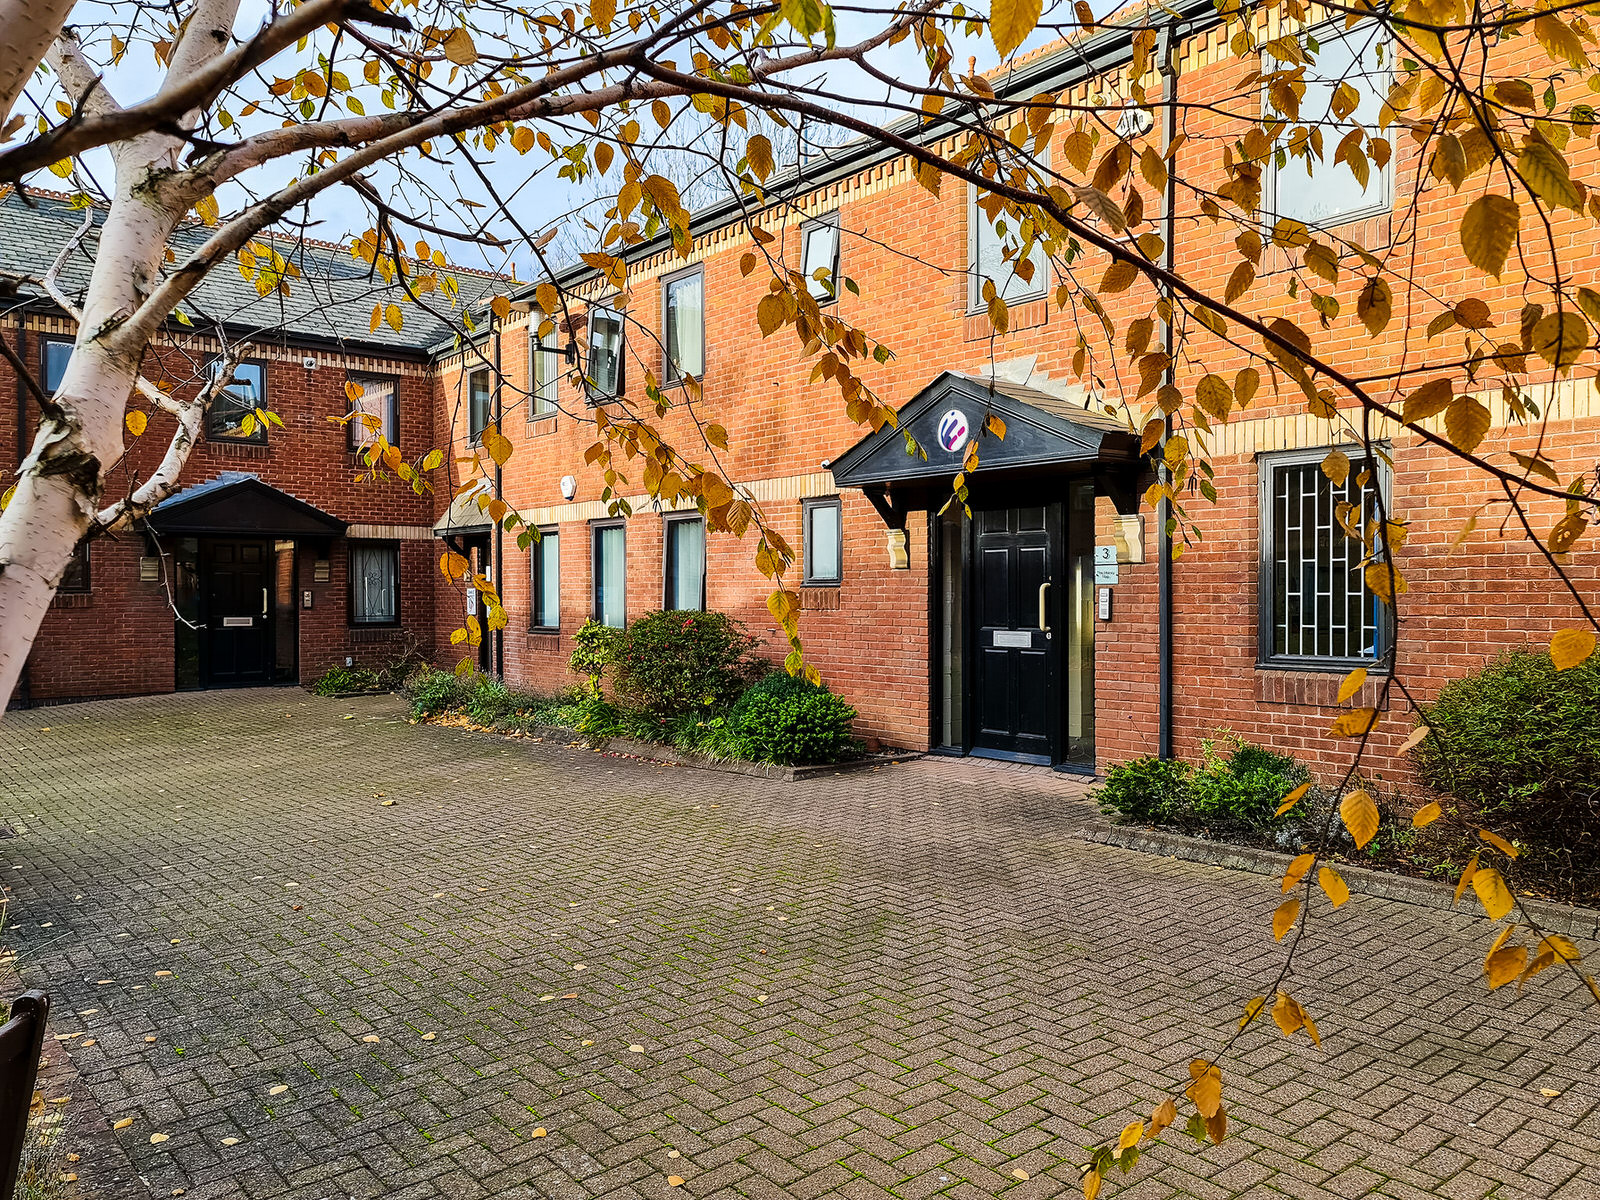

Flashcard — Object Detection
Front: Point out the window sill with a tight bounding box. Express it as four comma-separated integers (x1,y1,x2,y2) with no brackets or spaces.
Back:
963,295,1048,340
799,586,841,612
1254,663,1388,708
529,625,560,636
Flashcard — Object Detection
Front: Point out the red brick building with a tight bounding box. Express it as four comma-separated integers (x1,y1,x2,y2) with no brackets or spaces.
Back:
8,1,1597,783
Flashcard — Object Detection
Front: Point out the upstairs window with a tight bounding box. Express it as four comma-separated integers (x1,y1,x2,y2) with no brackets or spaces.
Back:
59,539,91,594
1264,19,1392,228
531,327,562,418
969,157,1049,310
664,516,705,611
586,307,625,402
347,375,399,450
663,268,704,382
800,217,841,303
206,360,268,443
1259,447,1391,666
42,338,73,394
803,497,842,585
468,367,492,442
531,527,560,630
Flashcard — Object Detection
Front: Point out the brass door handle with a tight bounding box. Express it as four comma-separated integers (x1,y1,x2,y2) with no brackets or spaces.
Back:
1038,581,1051,633
261,587,268,617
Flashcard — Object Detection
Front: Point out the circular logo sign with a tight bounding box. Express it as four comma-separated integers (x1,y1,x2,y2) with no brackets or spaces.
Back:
936,408,970,453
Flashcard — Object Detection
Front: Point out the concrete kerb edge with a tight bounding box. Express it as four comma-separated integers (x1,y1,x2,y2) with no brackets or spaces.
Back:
1079,821,1600,939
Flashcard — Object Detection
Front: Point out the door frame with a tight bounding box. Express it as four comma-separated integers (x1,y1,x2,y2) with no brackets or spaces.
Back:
197,535,277,688
928,478,1096,772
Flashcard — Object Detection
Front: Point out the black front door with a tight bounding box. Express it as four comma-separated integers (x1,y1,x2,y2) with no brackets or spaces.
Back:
202,538,273,685
972,504,1063,763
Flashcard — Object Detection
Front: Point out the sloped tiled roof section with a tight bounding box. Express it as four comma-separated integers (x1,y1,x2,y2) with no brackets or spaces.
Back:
0,187,507,355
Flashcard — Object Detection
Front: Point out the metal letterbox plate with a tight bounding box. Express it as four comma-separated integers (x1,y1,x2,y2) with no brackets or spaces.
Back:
221,616,254,628
993,630,1031,648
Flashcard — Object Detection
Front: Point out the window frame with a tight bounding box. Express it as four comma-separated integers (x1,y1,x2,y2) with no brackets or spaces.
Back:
585,305,626,404
802,496,843,587
204,357,270,445
660,265,705,384
345,371,401,452
40,335,74,395
59,538,91,594
662,513,707,611
966,152,1050,313
590,518,627,628
799,213,842,305
1256,444,1393,671
529,319,562,420
530,524,561,631
1261,17,1394,230
348,540,401,628
467,366,493,444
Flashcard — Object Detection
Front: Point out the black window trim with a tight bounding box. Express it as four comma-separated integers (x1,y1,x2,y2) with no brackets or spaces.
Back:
802,495,843,587
348,539,401,628
346,370,401,453
584,304,626,405
205,356,271,445
1256,442,1393,673
799,212,843,305
529,316,562,421
39,334,74,396
530,523,561,631
58,538,92,595
1259,15,1395,232
966,148,1051,313
662,512,707,611
467,365,493,445
660,264,705,385
590,517,627,628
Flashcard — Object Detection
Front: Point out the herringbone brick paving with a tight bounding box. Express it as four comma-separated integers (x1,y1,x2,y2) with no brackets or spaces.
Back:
0,689,1596,1199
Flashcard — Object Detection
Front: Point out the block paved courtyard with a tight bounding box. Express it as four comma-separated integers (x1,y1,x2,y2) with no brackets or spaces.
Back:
1,689,1597,1200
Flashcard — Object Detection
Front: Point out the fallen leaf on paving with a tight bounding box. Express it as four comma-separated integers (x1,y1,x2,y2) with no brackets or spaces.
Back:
221,1138,239,1146
667,1150,681,1159
581,1039,594,1046
96,979,112,984
668,1176,685,1187
343,714,355,720
60,1174,77,1183
757,994,767,1002
150,1133,169,1144
539,994,556,1001
48,1096,70,1104
421,1032,436,1041
432,892,444,898
169,939,181,945
531,1127,548,1138
155,971,172,977
1011,1169,1029,1181
382,800,395,806
113,1118,134,1130
269,1085,288,1096
77,1010,98,1016
561,994,577,999
362,1034,380,1043
80,1039,96,1047
572,964,586,970
628,1044,645,1053
67,1155,79,1163
284,882,298,888
144,1036,157,1043
1541,1088,1562,1097
172,1190,185,1195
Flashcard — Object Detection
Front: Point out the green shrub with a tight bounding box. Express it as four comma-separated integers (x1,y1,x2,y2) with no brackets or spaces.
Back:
612,609,762,714
1415,646,1600,871
1095,756,1193,824
725,671,860,765
310,664,383,695
407,668,470,718
466,678,518,727
568,619,623,689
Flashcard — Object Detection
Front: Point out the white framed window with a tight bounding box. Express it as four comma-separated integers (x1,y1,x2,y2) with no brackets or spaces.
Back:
351,542,399,625
803,497,842,585
664,515,705,611
586,307,625,402
969,154,1049,310
1264,19,1392,228
347,374,399,450
592,521,626,627
663,268,704,382
1258,446,1391,666
531,526,560,629
530,326,562,418
800,216,841,303
206,359,269,444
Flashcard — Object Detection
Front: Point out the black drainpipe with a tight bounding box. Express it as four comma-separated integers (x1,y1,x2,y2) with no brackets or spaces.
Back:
1156,24,1179,760
491,310,505,680
12,314,30,708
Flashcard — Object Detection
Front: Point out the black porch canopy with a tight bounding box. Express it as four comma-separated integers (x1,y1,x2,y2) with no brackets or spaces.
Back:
146,472,346,537
827,371,1141,522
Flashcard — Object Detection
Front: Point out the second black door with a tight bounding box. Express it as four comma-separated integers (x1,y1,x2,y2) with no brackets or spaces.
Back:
202,538,273,685
972,504,1063,763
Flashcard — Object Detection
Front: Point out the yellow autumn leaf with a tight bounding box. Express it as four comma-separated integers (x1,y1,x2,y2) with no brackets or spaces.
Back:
1117,1121,1143,1152
1272,897,1300,941
1276,781,1310,817
1335,667,1367,704
385,303,403,332
1148,1097,1177,1137
1339,789,1379,849
1412,801,1441,827
990,0,1044,59
1459,193,1519,277
1282,852,1315,893
1485,943,1528,989
1318,866,1350,907
442,26,479,65
1478,828,1519,858
1470,866,1514,921
125,410,147,436
1329,708,1379,738
1550,628,1597,670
